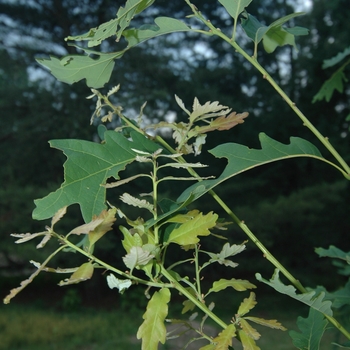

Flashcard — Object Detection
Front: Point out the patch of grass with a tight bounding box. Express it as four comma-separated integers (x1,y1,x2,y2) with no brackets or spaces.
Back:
0,304,141,350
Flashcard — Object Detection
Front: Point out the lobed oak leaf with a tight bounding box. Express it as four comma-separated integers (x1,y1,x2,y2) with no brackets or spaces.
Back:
190,98,231,122
167,211,218,246
238,330,260,350
244,316,286,331
256,269,333,316
137,288,171,349
196,112,249,134
239,319,260,340
120,193,154,213
204,242,246,268
208,278,256,295
289,308,327,350
120,226,143,253
237,292,257,316
211,324,236,350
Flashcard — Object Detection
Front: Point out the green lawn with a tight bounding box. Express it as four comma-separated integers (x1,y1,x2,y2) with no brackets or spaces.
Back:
0,295,347,349
0,304,141,350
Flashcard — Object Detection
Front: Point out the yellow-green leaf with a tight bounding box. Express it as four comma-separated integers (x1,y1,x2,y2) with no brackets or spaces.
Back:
199,344,216,350
120,226,143,253
239,319,260,340
212,324,236,349
167,211,218,245
137,288,171,350
58,262,94,286
244,316,287,331
208,278,256,295
239,330,260,350
237,292,257,316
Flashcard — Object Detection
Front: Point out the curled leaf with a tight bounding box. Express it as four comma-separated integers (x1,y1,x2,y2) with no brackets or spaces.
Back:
120,193,154,213
106,273,132,294
123,246,155,271
58,262,94,286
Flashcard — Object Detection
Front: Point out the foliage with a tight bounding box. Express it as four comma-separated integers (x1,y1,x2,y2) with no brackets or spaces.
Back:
3,0,350,349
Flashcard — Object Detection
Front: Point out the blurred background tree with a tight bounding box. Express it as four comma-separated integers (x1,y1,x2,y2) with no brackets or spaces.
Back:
1,0,349,303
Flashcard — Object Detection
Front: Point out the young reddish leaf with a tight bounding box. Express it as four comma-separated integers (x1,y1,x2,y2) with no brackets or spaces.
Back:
137,288,171,350
167,211,218,246
237,292,257,316
58,262,94,286
190,98,231,122
196,112,249,134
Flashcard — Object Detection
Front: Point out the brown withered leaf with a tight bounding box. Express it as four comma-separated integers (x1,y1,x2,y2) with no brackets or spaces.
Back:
3,248,64,304
87,207,117,248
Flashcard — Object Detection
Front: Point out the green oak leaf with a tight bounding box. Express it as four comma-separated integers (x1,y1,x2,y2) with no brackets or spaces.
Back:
211,324,237,349
218,0,252,21
137,288,171,349
33,131,161,223
207,278,256,295
177,133,344,205
37,17,191,88
241,12,308,53
66,0,155,46
256,269,333,316
322,46,350,69
312,70,348,103
315,245,350,264
37,52,121,88
167,211,218,246
206,242,246,267
289,308,328,350
123,16,191,48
